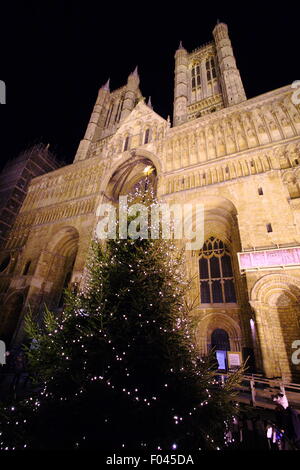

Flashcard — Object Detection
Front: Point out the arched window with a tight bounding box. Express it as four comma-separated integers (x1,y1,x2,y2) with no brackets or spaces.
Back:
144,128,150,144
211,328,230,351
104,101,114,128
115,94,125,124
206,57,216,82
23,260,31,275
199,237,236,304
191,64,201,89
0,255,10,273
124,136,130,151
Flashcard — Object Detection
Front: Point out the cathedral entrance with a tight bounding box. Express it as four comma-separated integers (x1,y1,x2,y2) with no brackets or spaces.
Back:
211,328,230,370
34,227,79,312
0,292,24,346
104,153,157,203
211,328,230,351
251,274,300,382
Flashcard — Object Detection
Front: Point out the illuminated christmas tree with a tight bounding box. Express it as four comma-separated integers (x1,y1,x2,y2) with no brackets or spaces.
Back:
0,186,241,450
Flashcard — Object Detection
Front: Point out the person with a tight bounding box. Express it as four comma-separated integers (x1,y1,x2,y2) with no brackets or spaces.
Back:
252,413,269,450
272,392,300,450
266,421,279,450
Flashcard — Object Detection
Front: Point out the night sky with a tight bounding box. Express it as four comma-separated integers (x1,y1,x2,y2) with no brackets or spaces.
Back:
0,2,298,170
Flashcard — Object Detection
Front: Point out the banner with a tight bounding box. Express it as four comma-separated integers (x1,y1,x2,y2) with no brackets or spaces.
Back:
238,246,300,271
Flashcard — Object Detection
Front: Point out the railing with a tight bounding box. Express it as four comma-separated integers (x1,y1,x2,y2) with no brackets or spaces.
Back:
217,372,300,410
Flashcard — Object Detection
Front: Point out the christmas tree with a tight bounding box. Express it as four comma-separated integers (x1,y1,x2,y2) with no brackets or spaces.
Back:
0,186,242,451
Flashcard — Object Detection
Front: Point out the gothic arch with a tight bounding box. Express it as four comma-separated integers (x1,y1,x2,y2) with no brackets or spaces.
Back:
251,273,300,304
250,273,300,381
46,226,80,257
0,291,25,345
184,195,252,365
195,312,242,355
35,226,80,309
100,149,163,202
181,194,239,247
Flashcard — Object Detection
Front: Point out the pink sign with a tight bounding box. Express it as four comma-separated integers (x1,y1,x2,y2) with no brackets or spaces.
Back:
238,247,300,270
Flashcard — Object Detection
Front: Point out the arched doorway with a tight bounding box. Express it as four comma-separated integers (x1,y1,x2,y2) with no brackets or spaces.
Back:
0,293,24,345
104,153,158,203
251,274,300,382
210,328,231,371
36,227,79,312
211,328,230,351
196,312,242,356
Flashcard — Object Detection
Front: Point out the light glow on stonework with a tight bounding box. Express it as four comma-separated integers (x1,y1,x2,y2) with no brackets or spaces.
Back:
143,165,154,175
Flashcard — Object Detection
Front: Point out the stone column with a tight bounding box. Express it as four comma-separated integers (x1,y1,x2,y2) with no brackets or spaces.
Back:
173,42,188,126
213,22,246,107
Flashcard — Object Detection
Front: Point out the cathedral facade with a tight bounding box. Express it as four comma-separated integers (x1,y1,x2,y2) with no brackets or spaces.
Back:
1,22,300,382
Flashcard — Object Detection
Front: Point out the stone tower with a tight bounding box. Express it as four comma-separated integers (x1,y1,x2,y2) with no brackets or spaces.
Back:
75,68,142,162
213,22,247,107
173,42,189,126
173,22,246,126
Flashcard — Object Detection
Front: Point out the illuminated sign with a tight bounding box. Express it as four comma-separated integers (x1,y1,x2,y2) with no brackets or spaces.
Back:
238,246,300,271
227,351,242,371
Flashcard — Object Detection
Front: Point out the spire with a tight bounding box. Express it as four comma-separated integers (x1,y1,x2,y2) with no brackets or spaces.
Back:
147,96,152,109
102,78,110,91
178,40,184,50
131,66,139,77
214,19,227,28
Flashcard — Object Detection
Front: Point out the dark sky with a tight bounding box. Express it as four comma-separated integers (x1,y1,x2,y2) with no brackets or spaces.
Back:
0,2,298,170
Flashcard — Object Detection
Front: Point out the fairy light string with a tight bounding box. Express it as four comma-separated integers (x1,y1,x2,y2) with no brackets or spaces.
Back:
0,182,241,450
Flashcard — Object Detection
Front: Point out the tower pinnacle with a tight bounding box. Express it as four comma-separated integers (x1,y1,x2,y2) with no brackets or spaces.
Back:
131,66,139,77
102,79,110,91
213,22,246,106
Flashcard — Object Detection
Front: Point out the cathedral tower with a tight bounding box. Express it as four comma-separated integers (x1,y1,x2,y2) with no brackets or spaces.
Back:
213,22,247,107
173,22,246,126
120,67,140,121
74,69,142,162
74,80,110,162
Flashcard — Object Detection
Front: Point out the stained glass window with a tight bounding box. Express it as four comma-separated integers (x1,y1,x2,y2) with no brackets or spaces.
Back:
144,128,150,144
192,64,201,89
206,57,216,82
199,237,237,304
